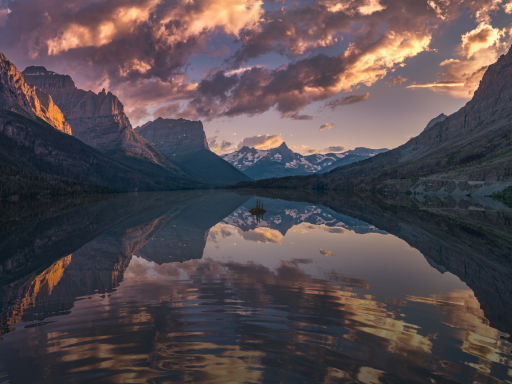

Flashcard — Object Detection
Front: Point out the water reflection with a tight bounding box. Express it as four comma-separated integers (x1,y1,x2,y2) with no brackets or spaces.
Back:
0,190,512,383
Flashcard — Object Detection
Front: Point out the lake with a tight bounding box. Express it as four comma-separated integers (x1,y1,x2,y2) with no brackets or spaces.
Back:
1,190,512,383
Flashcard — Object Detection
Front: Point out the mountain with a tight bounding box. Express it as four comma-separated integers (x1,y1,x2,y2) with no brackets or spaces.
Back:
0,51,207,198
21,66,191,175
315,147,389,173
222,143,387,180
236,45,512,194
135,118,251,185
0,53,71,134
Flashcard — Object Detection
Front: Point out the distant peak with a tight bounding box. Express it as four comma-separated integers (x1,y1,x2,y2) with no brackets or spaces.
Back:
22,66,54,75
278,142,289,149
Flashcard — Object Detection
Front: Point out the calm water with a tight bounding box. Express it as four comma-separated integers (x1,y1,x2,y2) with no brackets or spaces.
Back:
1,190,512,383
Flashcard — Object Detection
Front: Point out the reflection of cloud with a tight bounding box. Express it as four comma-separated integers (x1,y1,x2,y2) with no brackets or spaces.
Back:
290,223,347,234
237,134,283,150
240,227,283,244
209,224,237,242
319,248,336,257
319,123,336,131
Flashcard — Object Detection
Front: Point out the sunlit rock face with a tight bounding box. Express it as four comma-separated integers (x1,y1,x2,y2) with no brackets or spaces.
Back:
135,117,209,155
0,53,71,134
22,66,168,166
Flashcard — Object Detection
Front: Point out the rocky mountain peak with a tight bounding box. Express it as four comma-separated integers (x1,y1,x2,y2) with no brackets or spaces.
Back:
424,113,448,131
0,51,71,134
136,118,210,155
23,66,52,75
22,66,174,166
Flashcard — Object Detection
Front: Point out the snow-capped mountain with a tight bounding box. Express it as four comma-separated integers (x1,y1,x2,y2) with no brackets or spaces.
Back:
222,197,387,235
221,143,388,180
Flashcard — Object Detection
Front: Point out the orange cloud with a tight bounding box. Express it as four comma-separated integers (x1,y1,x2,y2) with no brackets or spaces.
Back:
386,75,408,87
358,0,386,15
461,23,503,58
158,0,263,44
47,1,160,55
408,22,512,98
320,123,336,131
237,134,283,150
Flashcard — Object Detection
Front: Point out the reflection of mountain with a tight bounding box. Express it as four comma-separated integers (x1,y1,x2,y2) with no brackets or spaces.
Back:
0,191,249,334
222,196,387,235
238,189,512,337
1,256,509,384
135,193,251,264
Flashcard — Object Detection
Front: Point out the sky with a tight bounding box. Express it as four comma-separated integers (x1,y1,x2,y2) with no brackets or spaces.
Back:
0,0,511,155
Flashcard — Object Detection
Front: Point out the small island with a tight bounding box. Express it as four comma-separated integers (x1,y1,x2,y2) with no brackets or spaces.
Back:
249,199,266,215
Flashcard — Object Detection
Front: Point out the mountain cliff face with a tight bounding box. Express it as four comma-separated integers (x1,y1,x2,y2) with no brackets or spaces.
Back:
136,118,251,185
0,54,71,134
223,143,387,180
135,117,209,154
22,66,171,167
240,46,512,193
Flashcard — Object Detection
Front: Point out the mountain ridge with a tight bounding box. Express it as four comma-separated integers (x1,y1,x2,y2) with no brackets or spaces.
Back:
233,46,512,194
222,143,387,179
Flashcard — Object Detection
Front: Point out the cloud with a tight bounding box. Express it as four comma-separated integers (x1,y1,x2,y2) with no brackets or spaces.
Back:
290,145,309,152
241,227,283,244
319,123,336,131
407,81,465,88
505,1,512,13
47,1,160,55
237,134,283,150
358,0,386,16
208,136,234,154
325,93,371,110
153,103,182,119
319,248,336,257
289,112,313,120
322,146,347,153
0,7,10,26
407,22,512,98
461,22,503,58
2,0,510,122
386,75,408,86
